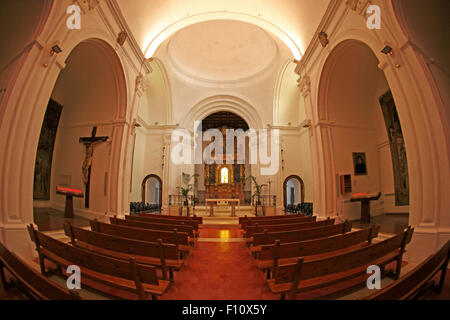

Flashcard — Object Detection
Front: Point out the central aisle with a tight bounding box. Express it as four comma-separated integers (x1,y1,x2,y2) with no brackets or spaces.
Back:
161,226,278,300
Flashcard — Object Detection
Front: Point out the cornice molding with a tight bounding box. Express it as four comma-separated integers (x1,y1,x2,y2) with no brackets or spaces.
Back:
106,0,152,74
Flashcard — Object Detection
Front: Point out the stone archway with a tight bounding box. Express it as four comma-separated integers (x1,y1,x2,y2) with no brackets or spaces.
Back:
141,174,163,208
283,175,305,210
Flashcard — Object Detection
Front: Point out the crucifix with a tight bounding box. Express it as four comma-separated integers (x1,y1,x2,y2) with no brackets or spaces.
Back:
79,126,109,208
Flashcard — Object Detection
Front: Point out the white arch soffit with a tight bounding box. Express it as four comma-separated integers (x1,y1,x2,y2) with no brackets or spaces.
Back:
143,11,303,61
273,58,298,124
182,95,264,130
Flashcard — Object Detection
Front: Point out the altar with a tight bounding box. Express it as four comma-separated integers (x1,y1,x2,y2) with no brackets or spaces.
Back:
205,198,240,217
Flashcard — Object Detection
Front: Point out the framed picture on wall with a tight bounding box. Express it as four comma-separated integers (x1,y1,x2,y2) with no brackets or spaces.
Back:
353,152,368,176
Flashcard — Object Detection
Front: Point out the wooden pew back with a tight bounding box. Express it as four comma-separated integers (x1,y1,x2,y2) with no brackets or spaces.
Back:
127,215,199,231
242,216,316,229
366,239,450,300
139,213,203,224
253,221,352,247
0,241,80,300
28,225,163,299
273,227,414,299
110,217,195,237
239,214,303,224
90,220,189,246
260,226,380,261
64,224,179,260
245,219,335,237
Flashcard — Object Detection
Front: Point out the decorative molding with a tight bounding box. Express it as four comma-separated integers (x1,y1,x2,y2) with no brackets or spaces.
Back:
298,75,311,97
135,73,146,94
105,0,152,74
345,0,371,16
77,0,99,14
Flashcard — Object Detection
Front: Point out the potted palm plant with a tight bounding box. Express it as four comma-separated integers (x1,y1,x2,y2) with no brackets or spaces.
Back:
176,172,199,217
246,175,267,216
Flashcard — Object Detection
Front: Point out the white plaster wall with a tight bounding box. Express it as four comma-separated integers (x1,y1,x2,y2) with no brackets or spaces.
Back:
37,41,119,216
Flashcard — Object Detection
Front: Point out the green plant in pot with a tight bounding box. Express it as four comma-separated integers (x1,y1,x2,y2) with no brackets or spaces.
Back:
176,172,199,217
246,175,267,216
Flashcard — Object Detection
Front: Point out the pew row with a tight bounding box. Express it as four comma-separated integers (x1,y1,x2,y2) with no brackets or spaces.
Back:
365,240,450,300
139,213,203,224
241,216,317,231
110,216,197,239
238,214,304,225
244,218,335,239
257,226,380,278
267,226,414,300
252,221,352,250
126,215,199,231
64,223,183,281
0,241,80,300
28,225,170,300
90,220,193,258
245,218,336,247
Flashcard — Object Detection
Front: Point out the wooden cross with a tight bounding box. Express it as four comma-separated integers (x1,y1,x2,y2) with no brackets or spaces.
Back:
79,126,109,208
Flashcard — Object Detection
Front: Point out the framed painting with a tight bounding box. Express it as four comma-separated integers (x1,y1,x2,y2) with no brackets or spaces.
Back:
353,152,368,176
33,99,63,200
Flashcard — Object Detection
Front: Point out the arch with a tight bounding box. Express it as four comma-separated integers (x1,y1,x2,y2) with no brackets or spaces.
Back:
0,26,129,257
283,175,305,210
143,11,302,60
141,174,162,207
182,95,264,130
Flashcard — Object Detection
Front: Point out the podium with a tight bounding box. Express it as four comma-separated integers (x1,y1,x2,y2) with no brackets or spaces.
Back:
56,187,84,218
350,192,381,224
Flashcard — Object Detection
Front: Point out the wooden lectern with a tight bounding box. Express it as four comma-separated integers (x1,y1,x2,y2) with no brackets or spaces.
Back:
350,192,381,224
56,187,84,218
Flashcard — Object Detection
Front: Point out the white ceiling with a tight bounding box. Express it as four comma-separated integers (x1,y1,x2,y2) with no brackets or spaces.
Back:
115,0,331,59
165,20,278,83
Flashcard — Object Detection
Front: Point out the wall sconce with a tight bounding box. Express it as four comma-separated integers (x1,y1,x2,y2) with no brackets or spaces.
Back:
381,45,400,68
50,45,62,55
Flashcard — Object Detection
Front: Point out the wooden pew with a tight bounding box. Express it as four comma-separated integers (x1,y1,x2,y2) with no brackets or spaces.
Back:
267,226,414,300
90,220,192,258
0,241,80,300
244,219,336,246
110,217,197,239
366,240,450,300
252,221,353,249
139,213,203,224
27,225,170,300
64,223,183,281
239,214,303,225
257,226,380,278
126,215,200,231
242,216,317,230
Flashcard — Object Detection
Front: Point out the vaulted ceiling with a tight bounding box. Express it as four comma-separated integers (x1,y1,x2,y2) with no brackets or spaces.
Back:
115,0,331,60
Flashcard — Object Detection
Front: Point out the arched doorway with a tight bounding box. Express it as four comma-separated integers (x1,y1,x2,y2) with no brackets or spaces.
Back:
283,175,305,211
142,174,162,210
32,38,127,230
317,39,409,226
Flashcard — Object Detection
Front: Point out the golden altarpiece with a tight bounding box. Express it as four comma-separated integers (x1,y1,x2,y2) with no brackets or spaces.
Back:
204,127,245,202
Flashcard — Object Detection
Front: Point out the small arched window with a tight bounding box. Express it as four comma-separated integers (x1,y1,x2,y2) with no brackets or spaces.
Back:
220,167,229,184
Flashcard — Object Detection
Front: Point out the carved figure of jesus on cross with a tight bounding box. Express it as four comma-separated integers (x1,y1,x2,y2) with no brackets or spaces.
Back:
79,126,109,208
